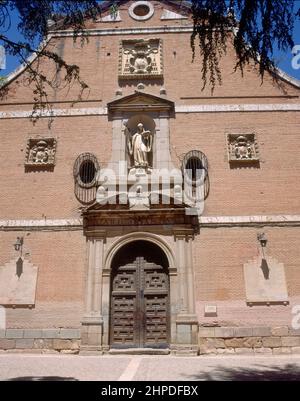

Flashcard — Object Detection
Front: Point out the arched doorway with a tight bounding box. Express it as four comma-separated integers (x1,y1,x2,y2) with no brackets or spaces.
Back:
110,241,170,349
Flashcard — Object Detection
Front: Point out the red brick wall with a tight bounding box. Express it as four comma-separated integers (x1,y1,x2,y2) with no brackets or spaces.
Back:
0,231,86,328
194,227,300,325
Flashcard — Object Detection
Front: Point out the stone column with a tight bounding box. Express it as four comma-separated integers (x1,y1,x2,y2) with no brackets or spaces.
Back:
110,112,126,173
186,234,196,314
175,232,188,314
101,268,111,351
81,231,106,354
172,229,199,356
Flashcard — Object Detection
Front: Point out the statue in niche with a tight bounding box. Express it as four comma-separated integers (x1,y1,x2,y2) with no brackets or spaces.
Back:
125,122,153,168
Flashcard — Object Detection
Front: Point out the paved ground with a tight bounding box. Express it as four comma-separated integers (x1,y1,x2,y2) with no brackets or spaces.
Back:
1,354,300,381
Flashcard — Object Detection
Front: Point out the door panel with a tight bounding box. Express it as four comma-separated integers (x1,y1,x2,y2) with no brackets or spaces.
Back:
110,256,169,349
144,294,169,347
111,295,136,346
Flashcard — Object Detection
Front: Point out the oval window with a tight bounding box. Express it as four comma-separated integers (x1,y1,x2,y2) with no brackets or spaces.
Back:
79,160,96,185
134,4,150,17
129,1,154,21
182,150,208,186
73,153,99,188
185,157,204,183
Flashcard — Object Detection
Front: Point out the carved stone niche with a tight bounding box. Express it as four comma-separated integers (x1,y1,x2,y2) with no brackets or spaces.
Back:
119,39,163,80
25,138,57,169
227,133,259,165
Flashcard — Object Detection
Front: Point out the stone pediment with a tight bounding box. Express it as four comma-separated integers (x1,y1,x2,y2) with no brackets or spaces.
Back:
107,92,175,113
95,1,191,18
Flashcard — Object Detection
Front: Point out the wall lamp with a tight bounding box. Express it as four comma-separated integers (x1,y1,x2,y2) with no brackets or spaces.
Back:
14,237,24,252
257,233,268,248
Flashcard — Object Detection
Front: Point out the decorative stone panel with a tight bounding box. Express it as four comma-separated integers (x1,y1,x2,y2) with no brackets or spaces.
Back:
119,39,163,80
0,257,38,306
227,133,259,164
25,138,56,168
243,256,289,305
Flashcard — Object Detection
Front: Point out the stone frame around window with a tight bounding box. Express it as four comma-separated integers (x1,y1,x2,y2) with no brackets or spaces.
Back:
25,138,57,169
227,133,260,166
128,1,155,21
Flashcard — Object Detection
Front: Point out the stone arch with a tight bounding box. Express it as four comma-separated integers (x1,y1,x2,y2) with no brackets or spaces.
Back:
104,232,176,273
127,114,156,133
108,237,172,349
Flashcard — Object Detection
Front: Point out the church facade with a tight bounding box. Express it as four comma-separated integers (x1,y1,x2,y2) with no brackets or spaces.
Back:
0,0,300,355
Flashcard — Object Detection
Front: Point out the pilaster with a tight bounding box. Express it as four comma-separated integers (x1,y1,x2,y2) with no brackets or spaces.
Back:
80,231,106,354
172,228,199,355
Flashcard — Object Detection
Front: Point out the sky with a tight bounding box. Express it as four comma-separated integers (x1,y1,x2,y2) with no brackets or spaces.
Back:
0,4,300,82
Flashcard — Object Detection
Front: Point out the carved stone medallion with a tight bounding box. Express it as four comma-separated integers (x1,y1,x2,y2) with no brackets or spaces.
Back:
227,133,259,164
25,138,57,168
119,39,163,80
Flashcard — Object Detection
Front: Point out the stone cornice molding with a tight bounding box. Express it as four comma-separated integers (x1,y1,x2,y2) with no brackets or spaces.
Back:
1,103,300,120
49,26,195,38
0,219,83,232
1,215,300,231
199,215,300,228
0,107,108,119
176,103,300,113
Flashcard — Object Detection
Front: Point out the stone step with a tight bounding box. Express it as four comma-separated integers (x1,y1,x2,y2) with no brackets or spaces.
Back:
108,348,170,356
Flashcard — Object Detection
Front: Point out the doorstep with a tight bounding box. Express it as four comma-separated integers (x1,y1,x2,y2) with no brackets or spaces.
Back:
108,348,170,356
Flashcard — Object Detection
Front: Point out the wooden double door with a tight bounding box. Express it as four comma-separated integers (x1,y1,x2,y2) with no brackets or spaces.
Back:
110,253,170,349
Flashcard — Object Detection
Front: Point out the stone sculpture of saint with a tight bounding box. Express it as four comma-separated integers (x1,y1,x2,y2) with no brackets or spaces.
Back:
126,122,153,168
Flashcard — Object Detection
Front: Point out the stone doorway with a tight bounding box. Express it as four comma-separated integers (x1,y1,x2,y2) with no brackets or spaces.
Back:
110,241,170,349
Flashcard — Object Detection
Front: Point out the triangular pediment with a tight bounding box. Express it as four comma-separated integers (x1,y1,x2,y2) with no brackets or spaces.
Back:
99,1,191,16
107,91,175,113
161,9,188,20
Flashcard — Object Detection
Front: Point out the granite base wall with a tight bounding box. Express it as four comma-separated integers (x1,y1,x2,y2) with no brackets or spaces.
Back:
1,326,300,356
0,329,81,354
199,326,300,355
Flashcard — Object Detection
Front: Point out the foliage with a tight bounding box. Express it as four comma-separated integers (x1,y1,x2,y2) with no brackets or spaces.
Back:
191,0,298,90
0,0,101,121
